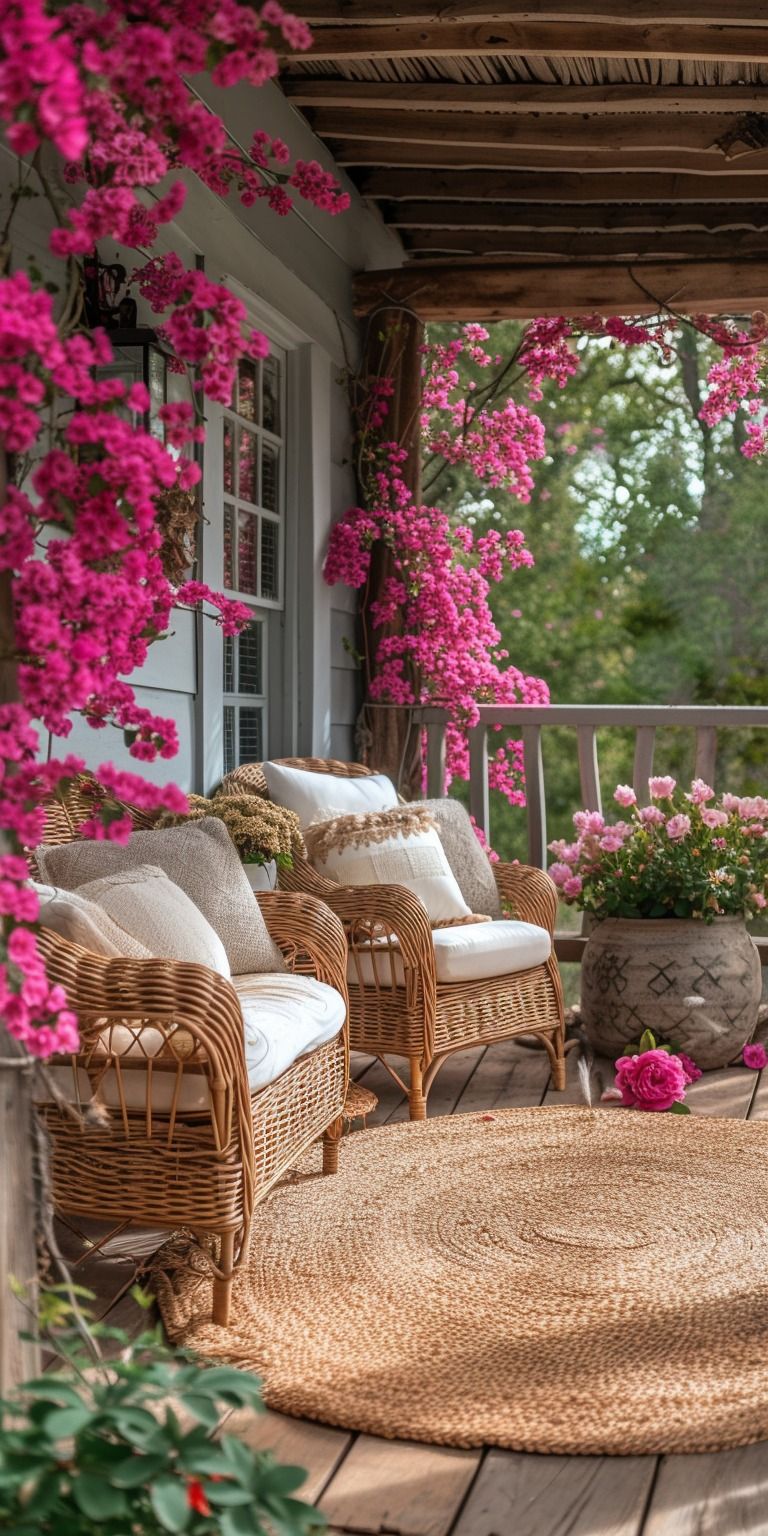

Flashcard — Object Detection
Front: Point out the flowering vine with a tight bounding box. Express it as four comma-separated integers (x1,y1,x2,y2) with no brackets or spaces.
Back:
0,0,349,1057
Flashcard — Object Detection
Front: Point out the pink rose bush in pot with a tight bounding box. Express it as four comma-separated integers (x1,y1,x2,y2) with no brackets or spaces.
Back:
549,779,767,1069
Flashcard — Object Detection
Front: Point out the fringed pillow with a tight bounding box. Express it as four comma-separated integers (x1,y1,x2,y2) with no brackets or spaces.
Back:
305,806,473,924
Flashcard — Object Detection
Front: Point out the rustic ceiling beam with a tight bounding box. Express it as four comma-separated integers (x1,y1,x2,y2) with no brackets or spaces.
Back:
282,79,768,114
290,2,768,22
384,201,768,230
285,22,768,63
332,142,768,175
359,167,768,201
352,259,768,319
309,108,743,151
399,227,768,258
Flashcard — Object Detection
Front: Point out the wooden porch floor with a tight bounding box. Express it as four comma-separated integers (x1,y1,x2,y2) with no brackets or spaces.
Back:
78,1041,768,1536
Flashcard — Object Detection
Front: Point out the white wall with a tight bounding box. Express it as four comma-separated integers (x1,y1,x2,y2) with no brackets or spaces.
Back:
1,83,404,790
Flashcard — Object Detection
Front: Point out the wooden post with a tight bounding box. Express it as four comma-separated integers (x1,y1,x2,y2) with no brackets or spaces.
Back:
0,454,40,1392
356,306,424,794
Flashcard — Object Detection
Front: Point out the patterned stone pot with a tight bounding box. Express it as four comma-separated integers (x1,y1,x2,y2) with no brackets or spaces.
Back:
580,916,762,1069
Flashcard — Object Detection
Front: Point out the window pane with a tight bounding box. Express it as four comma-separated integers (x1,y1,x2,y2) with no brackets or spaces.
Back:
238,623,262,695
239,707,263,764
223,706,236,776
238,425,257,504
237,510,257,594
237,359,257,422
260,519,279,602
262,355,280,434
223,502,235,589
223,418,235,495
223,635,235,694
261,442,278,513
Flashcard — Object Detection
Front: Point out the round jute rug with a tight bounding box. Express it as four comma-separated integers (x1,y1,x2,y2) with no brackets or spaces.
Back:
153,1106,768,1456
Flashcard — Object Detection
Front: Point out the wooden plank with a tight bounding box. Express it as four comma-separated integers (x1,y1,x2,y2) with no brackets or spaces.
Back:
522,725,547,869
389,1046,486,1123
225,1407,352,1506
684,1065,756,1119
359,168,768,203
320,1433,480,1535
453,1037,551,1112
422,704,768,729
0,1055,39,1391
388,202,768,231
401,229,768,259
468,723,489,835
632,727,656,804
425,719,446,797
336,142,768,176
643,1442,768,1535
576,724,602,813
291,2,768,23
452,1448,655,1536
746,1066,768,1117
286,21,768,63
694,725,718,785
283,79,768,115
345,256,768,324
313,107,739,151
541,1044,617,1107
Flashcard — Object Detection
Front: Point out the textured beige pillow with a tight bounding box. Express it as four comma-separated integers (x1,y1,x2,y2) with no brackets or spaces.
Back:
422,798,502,919
36,818,285,976
77,866,231,977
33,882,152,960
305,806,472,924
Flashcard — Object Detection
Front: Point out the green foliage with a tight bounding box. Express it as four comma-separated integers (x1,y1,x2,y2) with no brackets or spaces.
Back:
0,1291,324,1536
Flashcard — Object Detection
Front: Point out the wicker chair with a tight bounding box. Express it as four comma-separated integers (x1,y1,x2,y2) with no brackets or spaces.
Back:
33,779,349,1326
223,758,566,1120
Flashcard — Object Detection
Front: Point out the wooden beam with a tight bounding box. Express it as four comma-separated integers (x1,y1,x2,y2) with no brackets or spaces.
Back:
359,167,768,201
332,142,768,175
353,259,768,318
285,21,768,62
290,2,768,21
310,108,741,152
385,200,768,230
283,78,768,114
399,227,768,259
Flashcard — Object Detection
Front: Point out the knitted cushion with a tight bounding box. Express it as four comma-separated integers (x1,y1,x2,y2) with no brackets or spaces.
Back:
422,798,502,919
36,818,285,976
33,881,152,960
306,805,472,924
77,866,230,977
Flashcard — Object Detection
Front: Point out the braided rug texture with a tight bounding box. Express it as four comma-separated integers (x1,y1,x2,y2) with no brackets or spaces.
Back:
153,1106,768,1455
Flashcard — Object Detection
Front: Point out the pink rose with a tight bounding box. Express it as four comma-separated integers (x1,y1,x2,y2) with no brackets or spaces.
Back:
666,813,691,841
640,805,665,826
614,784,636,807
649,776,676,799
563,875,583,899
688,779,714,805
614,1049,688,1112
743,1042,768,1071
700,808,728,829
548,862,573,887
677,1052,702,1085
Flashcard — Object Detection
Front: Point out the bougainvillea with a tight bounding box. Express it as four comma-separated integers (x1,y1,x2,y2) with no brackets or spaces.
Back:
0,0,350,1056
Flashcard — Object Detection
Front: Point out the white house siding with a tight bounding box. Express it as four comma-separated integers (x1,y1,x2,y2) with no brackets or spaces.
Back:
1,82,403,793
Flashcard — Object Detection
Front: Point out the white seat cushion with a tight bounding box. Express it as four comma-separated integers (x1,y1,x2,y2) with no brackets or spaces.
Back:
50,973,345,1110
348,918,552,987
263,761,398,829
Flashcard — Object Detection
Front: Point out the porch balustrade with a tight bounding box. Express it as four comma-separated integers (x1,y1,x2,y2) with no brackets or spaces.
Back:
420,704,768,967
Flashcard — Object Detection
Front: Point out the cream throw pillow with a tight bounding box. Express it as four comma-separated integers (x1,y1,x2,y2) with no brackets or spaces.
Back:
77,866,231,977
262,761,398,830
36,818,285,976
33,882,152,960
305,806,472,924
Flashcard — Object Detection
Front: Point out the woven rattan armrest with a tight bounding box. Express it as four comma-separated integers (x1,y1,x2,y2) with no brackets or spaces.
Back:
255,889,348,1001
493,861,558,936
279,860,436,982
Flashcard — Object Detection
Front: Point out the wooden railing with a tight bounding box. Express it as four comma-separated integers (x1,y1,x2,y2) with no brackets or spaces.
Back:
420,704,768,965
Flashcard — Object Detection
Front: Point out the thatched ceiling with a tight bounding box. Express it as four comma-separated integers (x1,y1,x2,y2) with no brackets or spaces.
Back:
281,5,768,317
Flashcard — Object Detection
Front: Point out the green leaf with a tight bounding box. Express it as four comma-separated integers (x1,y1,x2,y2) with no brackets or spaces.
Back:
178,1394,221,1429
42,1405,92,1439
259,1463,309,1496
669,1101,691,1115
222,1507,261,1536
205,1483,255,1507
71,1473,127,1519
112,1452,169,1488
638,1030,657,1053
150,1476,192,1532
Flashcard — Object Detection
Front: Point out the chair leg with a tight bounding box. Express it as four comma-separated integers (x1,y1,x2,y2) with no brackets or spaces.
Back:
212,1230,235,1327
408,1056,427,1121
322,1115,343,1174
552,1050,567,1092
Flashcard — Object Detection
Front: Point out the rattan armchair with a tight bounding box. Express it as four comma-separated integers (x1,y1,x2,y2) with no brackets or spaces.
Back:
33,782,349,1326
223,758,566,1120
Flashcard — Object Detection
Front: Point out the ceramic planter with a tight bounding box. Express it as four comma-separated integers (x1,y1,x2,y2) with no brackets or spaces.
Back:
580,916,762,1069
243,859,277,891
